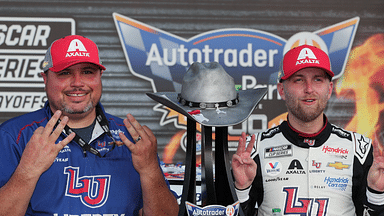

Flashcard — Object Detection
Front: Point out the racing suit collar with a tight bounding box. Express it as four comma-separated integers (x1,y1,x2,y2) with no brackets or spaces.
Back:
286,114,328,138
281,114,332,148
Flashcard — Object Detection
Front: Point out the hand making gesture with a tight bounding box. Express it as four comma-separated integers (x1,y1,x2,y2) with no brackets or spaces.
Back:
119,113,159,175
232,132,257,190
118,113,179,215
18,110,75,179
367,140,384,192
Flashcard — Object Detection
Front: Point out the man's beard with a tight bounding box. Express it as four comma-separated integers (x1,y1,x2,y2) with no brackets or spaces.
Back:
285,94,328,123
62,101,95,114
288,102,324,122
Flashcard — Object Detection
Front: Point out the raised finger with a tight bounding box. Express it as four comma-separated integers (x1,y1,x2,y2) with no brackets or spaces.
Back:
125,114,147,140
142,125,156,144
33,126,45,135
43,110,62,137
236,132,247,155
50,115,69,142
123,117,139,141
245,134,256,154
372,140,383,160
119,131,136,152
56,132,76,150
232,153,243,165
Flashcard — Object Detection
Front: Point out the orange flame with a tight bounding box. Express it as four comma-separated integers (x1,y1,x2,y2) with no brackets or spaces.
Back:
335,34,384,144
162,130,185,164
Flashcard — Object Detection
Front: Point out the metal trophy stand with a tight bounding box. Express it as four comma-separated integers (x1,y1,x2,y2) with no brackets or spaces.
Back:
178,118,244,216
146,74,267,216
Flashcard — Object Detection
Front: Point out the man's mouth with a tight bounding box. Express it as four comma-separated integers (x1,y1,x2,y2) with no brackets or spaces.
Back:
67,93,86,97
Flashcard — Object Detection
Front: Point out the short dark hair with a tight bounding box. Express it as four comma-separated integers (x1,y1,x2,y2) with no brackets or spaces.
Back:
279,69,333,83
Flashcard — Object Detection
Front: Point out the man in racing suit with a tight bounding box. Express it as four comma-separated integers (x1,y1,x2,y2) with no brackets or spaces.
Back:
232,45,384,215
0,35,178,215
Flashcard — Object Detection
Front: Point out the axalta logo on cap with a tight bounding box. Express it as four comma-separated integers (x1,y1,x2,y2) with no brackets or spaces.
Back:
65,39,90,58
295,47,319,66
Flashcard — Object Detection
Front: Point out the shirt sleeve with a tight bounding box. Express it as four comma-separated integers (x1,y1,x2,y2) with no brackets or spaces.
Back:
0,128,23,187
353,137,384,216
364,185,384,215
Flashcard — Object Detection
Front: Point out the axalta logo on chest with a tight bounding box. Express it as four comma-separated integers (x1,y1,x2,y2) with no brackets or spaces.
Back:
53,214,126,216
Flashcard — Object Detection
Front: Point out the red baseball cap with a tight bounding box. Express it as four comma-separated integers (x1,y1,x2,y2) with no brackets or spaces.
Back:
279,45,334,81
42,35,106,72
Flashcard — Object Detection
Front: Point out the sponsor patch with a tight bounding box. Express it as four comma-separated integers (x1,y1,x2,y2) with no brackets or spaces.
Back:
265,177,289,183
186,201,240,216
286,159,306,174
64,167,111,208
309,160,326,174
304,139,315,146
322,145,349,155
324,176,349,191
327,161,350,170
265,161,282,176
264,145,292,158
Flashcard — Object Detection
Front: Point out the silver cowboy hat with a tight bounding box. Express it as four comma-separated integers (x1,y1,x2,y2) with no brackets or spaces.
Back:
146,62,267,127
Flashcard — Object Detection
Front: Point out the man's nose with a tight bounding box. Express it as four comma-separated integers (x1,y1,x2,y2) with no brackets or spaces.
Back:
304,81,314,93
71,73,84,86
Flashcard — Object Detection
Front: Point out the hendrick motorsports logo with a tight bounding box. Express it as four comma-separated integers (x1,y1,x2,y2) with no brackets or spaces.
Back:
113,13,359,150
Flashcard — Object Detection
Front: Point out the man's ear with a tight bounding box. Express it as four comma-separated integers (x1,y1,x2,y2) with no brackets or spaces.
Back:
328,81,333,100
41,71,48,85
277,82,285,100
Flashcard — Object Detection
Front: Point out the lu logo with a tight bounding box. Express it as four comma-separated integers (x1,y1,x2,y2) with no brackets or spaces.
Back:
64,166,111,208
284,187,329,216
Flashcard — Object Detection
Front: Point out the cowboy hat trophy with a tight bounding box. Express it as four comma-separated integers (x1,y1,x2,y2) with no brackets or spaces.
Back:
147,62,267,216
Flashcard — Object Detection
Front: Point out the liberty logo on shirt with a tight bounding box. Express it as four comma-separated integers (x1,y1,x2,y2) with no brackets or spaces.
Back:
283,187,329,216
64,166,111,208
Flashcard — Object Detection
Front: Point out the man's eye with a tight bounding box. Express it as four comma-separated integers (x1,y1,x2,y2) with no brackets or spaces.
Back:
294,78,303,82
83,70,95,74
58,72,70,76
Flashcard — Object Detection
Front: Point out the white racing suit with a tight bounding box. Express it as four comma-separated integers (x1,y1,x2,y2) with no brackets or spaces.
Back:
236,117,384,216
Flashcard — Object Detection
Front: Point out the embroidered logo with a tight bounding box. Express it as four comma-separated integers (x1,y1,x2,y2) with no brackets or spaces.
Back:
64,166,111,208
66,39,90,58
296,47,319,65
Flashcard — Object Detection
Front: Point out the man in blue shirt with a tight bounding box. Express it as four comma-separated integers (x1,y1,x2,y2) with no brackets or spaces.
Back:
0,35,178,215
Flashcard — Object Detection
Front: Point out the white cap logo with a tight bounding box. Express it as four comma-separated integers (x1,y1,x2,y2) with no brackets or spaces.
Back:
67,39,87,52
65,39,90,58
297,47,317,60
296,47,319,65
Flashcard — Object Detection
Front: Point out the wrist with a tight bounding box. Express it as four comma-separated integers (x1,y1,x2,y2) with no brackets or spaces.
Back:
15,161,42,183
234,181,252,190
367,187,384,205
234,184,252,203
